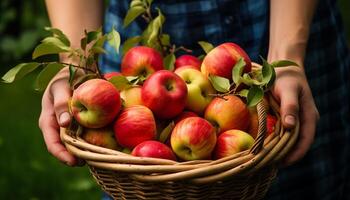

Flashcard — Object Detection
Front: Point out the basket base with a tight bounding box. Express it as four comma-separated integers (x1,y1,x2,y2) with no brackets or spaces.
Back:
89,166,277,200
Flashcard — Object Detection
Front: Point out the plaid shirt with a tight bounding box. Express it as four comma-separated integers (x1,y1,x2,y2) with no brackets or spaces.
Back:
101,0,350,199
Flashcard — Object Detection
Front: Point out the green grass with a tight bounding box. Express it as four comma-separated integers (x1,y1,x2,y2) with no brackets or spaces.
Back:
0,73,101,200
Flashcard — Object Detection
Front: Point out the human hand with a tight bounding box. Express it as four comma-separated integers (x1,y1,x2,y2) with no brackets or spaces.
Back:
271,66,319,166
38,67,82,166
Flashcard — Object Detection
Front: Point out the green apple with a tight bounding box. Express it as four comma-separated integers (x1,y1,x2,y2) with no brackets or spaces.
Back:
175,68,215,114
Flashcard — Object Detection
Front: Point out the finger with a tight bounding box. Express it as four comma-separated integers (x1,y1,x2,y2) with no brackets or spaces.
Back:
282,90,318,166
50,78,72,127
39,90,77,166
277,84,300,129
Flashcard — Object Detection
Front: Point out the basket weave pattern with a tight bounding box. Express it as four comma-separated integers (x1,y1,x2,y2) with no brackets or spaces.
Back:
61,87,299,200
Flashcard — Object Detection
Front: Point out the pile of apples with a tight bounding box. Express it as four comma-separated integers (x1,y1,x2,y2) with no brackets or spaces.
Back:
69,42,277,161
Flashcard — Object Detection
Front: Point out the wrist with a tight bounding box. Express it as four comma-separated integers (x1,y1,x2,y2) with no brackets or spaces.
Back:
268,41,307,67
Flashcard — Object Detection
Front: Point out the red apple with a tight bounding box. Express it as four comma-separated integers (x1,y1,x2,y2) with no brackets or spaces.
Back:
267,114,277,135
201,42,252,79
121,46,164,78
174,111,198,124
204,95,250,133
82,127,120,150
113,105,156,148
175,67,215,114
103,71,122,80
171,117,217,160
174,55,201,70
214,129,255,159
141,70,188,119
132,140,177,161
70,79,121,128
120,86,143,107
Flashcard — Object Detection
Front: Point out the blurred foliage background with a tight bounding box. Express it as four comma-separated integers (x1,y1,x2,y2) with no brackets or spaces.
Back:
0,0,349,199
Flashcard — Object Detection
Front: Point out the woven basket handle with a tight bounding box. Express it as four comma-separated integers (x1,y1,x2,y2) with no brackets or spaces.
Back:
249,99,268,155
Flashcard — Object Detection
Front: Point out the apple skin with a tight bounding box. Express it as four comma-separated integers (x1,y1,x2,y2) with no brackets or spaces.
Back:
174,55,201,70
113,105,156,149
103,71,122,80
204,95,250,133
171,117,217,161
82,127,120,150
70,79,121,128
174,111,198,124
120,86,143,107
201,42,252,79
121,46,164,78
175,67,215,114
266,114,277,135
214,130,255,159
141,70,188,119
132,140,177,161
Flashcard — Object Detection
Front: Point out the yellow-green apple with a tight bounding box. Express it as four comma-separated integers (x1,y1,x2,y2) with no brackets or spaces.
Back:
120,86,143,107
204,95,250,133
141,70,187,119
131,140,177,161
82,127,120,150
171,117,217,160
70,79,121,128
174,55,201,70
175,67,215,114
113,105,156,148
201,42,252,79
214,129,255,159
103,71,122,80
121,46,164,79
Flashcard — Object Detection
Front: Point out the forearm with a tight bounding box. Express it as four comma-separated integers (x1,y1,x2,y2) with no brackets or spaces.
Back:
45,0,104,49
268,0,318,66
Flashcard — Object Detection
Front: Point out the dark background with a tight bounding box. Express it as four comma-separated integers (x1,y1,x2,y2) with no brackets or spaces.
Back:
0,0,349,199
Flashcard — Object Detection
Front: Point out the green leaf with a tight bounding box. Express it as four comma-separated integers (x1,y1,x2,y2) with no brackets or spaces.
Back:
158,121,175,143
247,86,264,107
261,59,274,85
241,73,263,86
32,43,70,59
209,75,230,93
163,53,176,71
80,37,87,50
92,35,107,49
2,62,41,83
108,75,132,91
130,0,143,7
90,46,107,54
266,69,276,89
123,6,146,28
145,9,165,47
86,29,102,44
232,58,246,85
69,65,77,87
146,0,154,5
271,60,299,68
35,63,65,91
237,89,249,98
160,34,171,46
107,27,121,54
126,76,139,82
122,36,142,55
72,74,98,89
197,54,205,61
41,37,70,49
198,41,214,54
44,27,70,46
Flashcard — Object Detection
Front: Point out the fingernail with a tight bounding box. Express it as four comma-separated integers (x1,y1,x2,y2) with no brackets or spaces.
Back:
59,112,71,125
285,115,296,126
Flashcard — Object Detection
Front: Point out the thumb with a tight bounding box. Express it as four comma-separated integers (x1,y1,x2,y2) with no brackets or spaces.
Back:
279,86,299,129
51,78,72,127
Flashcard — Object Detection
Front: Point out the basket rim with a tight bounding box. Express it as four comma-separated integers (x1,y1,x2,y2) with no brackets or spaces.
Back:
61,92,300,184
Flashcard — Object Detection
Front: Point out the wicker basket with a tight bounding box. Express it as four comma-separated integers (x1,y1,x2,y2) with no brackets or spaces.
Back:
60,64,299,200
